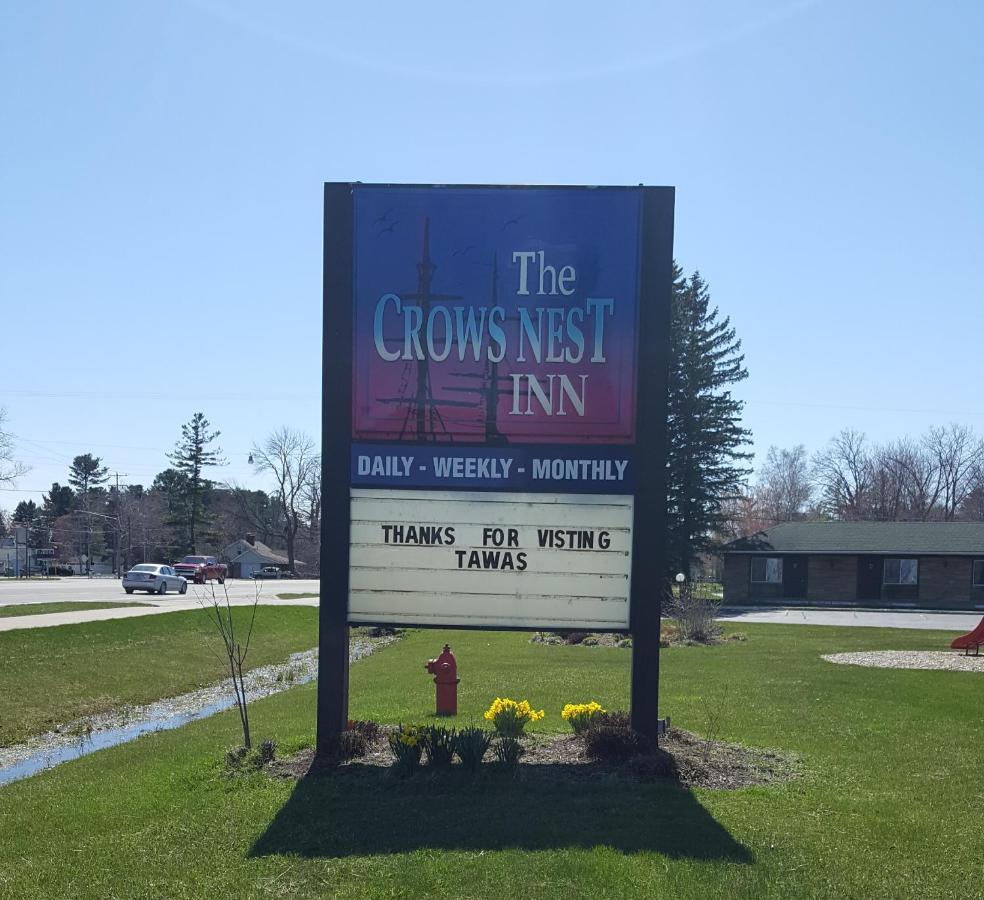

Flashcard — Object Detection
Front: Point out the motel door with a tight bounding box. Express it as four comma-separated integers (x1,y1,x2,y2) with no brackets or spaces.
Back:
857,556,882,602
784,555,808,599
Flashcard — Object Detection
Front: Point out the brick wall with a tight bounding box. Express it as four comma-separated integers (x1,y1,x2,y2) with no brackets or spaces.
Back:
723,555,749,603
807,555,857,603
919,557,973,608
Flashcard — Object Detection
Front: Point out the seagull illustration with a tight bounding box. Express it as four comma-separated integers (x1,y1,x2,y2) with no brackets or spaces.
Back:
376,221,399,236
372,208,394,226
501,216,524,231
452,245,476,257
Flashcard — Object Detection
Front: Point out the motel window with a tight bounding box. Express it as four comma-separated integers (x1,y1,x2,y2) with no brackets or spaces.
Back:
750,557,783,583
974,560,984,587
883,558,918,586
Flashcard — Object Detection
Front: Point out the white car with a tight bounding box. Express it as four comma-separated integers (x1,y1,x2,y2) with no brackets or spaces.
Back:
123,564,188,595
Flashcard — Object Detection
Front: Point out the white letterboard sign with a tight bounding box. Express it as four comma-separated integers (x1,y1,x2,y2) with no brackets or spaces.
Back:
345,185,645,630
349,489,632,629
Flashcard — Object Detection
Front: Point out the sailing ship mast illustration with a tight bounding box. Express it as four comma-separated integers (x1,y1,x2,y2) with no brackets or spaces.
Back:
444,253,513,445
376,218,471,442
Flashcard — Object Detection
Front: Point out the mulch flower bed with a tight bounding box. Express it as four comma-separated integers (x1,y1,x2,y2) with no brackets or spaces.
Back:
267,727,798,791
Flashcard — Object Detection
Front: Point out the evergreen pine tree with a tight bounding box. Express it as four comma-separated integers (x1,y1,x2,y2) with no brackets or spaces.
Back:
167,413,225,554
152,467,191,557
42,483,75,519
68,454,109,574
68,454,109,496
666,265,751,575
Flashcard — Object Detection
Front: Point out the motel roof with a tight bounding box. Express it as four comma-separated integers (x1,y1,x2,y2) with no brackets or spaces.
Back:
725,521,984,556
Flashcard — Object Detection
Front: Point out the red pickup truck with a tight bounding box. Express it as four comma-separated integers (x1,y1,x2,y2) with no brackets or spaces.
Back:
173,555,227,585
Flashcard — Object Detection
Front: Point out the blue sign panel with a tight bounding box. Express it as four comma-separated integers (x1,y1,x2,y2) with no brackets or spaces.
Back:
351,442,634,494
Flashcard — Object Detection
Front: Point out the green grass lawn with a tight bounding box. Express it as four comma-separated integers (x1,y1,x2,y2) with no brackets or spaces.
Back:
0,606,318,747
1,623,981,898
0,601,154,618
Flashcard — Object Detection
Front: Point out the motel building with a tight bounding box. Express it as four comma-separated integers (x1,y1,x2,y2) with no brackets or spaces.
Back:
722,522,984,610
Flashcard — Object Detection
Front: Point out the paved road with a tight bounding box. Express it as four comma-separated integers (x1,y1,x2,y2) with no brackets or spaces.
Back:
1,578,980,634
0,577,320,606
720,606,980,631
0,578,320,633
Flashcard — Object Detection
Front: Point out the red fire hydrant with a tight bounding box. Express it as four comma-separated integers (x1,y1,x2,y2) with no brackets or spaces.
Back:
424,643,459,716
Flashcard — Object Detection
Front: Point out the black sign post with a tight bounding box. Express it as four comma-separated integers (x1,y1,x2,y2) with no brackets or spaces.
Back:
629,187,675,739
317,183,355,748
316,183,674,755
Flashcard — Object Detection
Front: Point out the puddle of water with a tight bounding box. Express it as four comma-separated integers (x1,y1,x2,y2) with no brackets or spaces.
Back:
0,671,316,788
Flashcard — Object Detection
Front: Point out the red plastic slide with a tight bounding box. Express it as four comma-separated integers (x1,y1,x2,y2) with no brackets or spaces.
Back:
950,616,984,654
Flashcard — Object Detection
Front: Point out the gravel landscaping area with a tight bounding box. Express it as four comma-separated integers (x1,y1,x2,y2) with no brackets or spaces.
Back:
822,650,984,672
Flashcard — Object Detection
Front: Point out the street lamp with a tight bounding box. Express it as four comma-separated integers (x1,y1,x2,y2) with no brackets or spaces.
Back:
675,572,686,584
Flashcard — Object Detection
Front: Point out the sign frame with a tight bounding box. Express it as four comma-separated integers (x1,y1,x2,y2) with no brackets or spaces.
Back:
318,183,674,749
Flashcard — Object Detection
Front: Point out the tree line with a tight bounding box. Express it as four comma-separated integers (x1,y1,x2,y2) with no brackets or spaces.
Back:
729,425,984,536
0,413,321,575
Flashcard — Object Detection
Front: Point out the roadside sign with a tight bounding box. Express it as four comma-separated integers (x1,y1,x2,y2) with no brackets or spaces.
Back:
319,183,675,747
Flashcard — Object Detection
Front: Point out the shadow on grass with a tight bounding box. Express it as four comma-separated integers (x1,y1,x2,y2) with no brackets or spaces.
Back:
251,763,753,861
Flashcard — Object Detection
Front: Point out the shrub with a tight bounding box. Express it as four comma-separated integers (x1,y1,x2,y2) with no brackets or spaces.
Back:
493,736,523,767
561,701,606,734
347,719,383,746
334,730,367,761
367,625,396,637
421,725,457,768
455,727,492,772
595,710,630,729
582,636,599,646
224,746,249,772
666,582,722,643
484,698,545,738
256,739,277,766
562,631,590,645
583,710,653,761
388,725,423,776
660,622,682,646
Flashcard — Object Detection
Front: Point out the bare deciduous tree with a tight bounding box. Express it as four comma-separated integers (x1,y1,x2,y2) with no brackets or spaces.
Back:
960,460,984,521
876,438,936,520
924,424,984,520
755,445,812,525
811,429,873,520
0,409,28,486
201,582,260,750
250,428,317,574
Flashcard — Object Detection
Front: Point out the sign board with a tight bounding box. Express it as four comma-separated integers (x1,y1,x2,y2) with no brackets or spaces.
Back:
320,183,675,743
34,548,55,558
349,489,633,629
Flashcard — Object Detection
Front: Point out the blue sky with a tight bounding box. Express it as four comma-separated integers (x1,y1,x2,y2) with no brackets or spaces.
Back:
1,0,982,508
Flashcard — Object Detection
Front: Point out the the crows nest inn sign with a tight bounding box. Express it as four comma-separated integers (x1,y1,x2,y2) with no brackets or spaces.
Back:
318,184,675,747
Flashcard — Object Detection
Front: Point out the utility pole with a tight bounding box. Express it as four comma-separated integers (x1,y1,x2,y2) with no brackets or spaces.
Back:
115,472,120,577
111,472,128,577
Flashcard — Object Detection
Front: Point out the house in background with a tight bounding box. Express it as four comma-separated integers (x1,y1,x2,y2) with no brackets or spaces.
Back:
0,537,16,575
223,534,303,578
723,522,984,609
